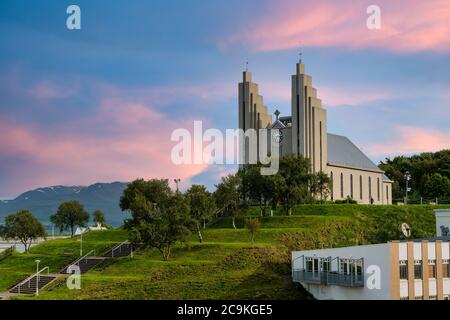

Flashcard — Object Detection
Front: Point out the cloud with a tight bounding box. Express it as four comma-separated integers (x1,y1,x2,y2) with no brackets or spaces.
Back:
28,80,79,99
222,0,450,53
366,126,450,158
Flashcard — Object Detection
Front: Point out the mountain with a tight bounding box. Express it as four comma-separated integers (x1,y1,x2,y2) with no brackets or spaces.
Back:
0,182,130,227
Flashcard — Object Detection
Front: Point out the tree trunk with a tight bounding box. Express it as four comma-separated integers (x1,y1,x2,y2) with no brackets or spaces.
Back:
197,222,203,243
232,217,237,229
162,245,172,261
203,218,206,229
21,240,28,253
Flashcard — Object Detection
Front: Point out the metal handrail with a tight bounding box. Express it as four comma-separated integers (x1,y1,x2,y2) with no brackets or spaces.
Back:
111,240,129,258
16,266,49,294
66,249,95,269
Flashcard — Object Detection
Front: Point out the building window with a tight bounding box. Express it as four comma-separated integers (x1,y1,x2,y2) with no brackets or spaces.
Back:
340,173,344,198
368,176,372,202
386,185,389,202
360,175,363,200
350,174,354,199
428,260,436,278
330,172,334,200
399,260,408,280
443,260,449,278
414,260,422,279
377,177,380,201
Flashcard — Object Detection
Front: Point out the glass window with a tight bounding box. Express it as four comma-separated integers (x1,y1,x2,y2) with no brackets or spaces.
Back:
350,174,353,199
360,175,363,200
428,260,436,278
377,178,380,201
340,173,344,198
330,172,334,200
443,262,450,278
400,261,408,280
414,261,422,279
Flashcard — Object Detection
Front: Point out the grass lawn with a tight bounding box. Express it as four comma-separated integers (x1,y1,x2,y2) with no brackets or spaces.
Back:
0,229,127,292
3,204,447,300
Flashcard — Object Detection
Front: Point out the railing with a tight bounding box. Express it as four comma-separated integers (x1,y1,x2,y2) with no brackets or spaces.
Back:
0,245,15,261
62,249,95,273
292,270,364,287
16,266,49,295
111,240,129,258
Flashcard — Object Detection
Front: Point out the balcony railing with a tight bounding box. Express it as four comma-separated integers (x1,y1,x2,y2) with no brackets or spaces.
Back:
293,270,364,287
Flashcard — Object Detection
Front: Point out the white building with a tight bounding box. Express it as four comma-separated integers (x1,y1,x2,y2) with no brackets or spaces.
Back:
292,209,450,300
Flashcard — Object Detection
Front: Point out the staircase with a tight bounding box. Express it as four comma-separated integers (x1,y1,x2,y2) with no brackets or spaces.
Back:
10,274,56,295
61,251,104,274
103,241,133,258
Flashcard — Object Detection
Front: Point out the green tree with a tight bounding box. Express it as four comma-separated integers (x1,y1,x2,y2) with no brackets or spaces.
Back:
278,154,312,215
214,174,241,229
310,171,332,201
92,209,106,226
51,201,89,236
2,210,46,253
120,179,191,261
245,218,261,243
424,173,450,198
186,184,216,242
239,164,285,216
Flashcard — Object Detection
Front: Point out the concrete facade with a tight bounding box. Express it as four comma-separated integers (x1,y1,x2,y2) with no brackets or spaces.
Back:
238,62,393,204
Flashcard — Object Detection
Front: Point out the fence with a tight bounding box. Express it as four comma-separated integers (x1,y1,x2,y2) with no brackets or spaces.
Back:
393,198,450,205
0,245,15,261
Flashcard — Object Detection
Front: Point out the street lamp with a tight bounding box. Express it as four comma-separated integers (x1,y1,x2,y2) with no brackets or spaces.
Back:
404,171,412,205
174,178,181,192
35,259,40,296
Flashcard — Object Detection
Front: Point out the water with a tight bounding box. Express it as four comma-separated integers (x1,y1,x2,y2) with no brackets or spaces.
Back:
0,243,37,253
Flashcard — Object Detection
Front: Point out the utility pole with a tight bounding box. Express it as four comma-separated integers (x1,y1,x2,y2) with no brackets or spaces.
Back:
404,171,411,205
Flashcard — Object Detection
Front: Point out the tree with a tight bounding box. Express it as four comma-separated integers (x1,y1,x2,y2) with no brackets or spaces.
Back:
424,173,450,198
120,179,191,261
51,201,89,236
92,209,106,226
239,164,285,216
214,174,241,229
2,210,46,253
186,184,216,243
245,218,261,243
278,154,312,215
310,171,331,201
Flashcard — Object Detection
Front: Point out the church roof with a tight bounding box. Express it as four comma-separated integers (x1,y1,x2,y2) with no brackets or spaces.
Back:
327,133,383,173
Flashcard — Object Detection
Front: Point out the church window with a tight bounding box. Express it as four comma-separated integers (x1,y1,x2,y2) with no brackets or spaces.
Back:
330,172,334,200
359,175,363,200
340,173,344,198
350,174,353,199
369,177,372,201
377,178,380,201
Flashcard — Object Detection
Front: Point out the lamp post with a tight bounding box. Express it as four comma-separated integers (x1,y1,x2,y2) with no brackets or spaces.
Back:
405,171,411,205
35,259,40,296
174,178,181,192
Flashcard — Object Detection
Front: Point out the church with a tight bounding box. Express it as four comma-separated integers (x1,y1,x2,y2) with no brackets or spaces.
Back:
238,61,393,205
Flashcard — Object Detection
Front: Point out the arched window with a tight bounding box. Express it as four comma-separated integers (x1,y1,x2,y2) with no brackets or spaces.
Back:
377,177,380,201
330,171,334,200
340,173,344,198
360,175,363,200
350,174,354,199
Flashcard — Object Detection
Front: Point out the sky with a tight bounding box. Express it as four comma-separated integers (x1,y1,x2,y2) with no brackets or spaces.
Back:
0,0,450,198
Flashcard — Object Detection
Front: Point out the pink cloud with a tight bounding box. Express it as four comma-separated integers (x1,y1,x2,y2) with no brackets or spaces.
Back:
222,0,450,52
28,80,79,99
367,126,450,157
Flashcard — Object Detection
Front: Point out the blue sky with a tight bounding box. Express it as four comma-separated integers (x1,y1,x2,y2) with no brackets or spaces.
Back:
0,0,449,198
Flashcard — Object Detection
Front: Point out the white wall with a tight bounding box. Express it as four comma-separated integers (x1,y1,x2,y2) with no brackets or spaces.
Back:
292,243,391,300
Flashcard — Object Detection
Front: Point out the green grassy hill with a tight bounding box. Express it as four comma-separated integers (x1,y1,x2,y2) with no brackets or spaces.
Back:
1,204,447,300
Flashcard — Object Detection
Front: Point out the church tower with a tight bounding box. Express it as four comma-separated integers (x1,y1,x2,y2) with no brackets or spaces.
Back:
238,70,272,164
291,62,328,173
